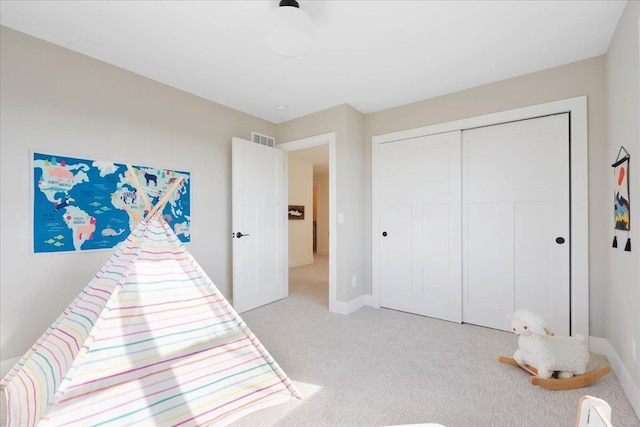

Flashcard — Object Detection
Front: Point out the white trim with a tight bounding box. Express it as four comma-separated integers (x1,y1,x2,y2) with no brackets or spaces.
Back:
283,152,289,300
372,96,589,339
278,132,338,313
590,337,640,419
289,257,315,268
334,295,367,315
278,132,336,151
364,294,374,307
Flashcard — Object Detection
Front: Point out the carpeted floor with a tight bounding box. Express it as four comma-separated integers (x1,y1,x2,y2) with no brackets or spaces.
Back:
234,255,640,427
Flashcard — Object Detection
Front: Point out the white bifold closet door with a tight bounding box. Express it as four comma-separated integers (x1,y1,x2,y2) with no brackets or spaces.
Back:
379,131,462,323
462,114,570,335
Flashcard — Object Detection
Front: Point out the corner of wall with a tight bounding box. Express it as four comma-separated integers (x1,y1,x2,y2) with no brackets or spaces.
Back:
590,336,640,419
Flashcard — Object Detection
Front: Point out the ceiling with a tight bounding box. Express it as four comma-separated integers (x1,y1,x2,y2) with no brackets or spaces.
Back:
0,1,626,124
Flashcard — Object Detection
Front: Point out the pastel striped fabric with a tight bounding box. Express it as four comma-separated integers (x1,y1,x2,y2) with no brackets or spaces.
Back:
1,217,301,426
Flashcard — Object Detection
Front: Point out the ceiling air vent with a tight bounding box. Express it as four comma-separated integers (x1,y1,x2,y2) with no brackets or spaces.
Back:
251,132,276,148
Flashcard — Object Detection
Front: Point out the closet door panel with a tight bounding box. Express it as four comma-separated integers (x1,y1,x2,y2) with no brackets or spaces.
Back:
462,114,570,334
380,131,461,322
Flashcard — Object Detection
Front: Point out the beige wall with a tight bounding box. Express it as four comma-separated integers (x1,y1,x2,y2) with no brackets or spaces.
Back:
363,56,609,337
345,105,366,300
605,0,640,397
277,105,366,303
314,173,330,255
288,158,314,267
0,27,276,360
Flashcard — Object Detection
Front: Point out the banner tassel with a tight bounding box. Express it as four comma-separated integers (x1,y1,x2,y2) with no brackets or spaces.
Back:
624,238,631,252
612,236,618,248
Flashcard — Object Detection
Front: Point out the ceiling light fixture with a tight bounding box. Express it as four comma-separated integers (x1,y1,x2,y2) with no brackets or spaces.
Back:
276,104,288,110
266,0,312,57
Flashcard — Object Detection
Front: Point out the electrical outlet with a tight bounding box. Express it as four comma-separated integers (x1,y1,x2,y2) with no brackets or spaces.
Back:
351,276,357,288
632,337,637,361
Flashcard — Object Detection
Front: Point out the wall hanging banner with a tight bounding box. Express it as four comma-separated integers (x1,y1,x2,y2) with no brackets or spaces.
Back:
612,146,631,251
33,152,191,253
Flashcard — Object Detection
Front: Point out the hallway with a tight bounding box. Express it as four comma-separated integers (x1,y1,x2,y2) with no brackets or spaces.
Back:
289,255,328,308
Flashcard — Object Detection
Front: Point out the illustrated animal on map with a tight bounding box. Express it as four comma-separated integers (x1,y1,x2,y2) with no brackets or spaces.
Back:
167,177,183,186
163,214,173,223
48,167,74,181
101,227,125,237
144,171,158,187
120,188,137,204
54,196,73,211
77,217,97,241
509,309,589,379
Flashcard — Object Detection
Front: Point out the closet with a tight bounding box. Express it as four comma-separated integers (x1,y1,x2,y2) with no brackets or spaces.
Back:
377,114,570,335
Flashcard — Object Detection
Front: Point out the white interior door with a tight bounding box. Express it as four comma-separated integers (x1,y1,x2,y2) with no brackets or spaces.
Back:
232,137,286,313
379,131,462,322
462,114,570,334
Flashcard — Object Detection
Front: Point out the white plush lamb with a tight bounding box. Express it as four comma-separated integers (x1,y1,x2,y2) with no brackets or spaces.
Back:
509,309,590,379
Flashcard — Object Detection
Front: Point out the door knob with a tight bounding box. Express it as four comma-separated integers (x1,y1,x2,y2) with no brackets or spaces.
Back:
555,237,565,244
236,232,250,238
382,231,388,237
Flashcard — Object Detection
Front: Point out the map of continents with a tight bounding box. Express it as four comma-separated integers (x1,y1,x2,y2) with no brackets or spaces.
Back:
33,152,191,253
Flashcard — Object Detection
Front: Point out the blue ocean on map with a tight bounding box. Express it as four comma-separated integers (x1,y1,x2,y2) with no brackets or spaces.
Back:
33,152,191,253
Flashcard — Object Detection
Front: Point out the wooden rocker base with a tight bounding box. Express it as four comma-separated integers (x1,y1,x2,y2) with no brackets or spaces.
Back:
497,356,611,391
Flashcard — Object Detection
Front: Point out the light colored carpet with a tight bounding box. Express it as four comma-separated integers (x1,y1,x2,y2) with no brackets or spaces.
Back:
2,256,637,427
234,255,640,427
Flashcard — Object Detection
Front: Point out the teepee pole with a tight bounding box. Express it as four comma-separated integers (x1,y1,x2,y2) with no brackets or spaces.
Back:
125,164,153,212
145,177,184,221
120,204,143,223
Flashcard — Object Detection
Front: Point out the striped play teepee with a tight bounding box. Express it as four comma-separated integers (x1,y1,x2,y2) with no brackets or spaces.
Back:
1,172,301,426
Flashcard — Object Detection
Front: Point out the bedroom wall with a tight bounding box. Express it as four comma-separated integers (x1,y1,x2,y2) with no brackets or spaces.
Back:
315,173,330,255
288,157,314,267
605,0,640,403
0,27,277,360
363,55,609,337
277,105,366,304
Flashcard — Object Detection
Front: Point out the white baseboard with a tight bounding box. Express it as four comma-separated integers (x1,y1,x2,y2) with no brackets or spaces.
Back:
365,294,374,307
289,257,314,268
334,295,367,315
590,336,640,419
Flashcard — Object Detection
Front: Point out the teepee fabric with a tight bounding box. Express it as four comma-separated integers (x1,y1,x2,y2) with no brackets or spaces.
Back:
1,217,301,426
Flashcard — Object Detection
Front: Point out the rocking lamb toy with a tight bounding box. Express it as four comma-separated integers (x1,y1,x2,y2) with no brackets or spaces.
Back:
498,309,611,390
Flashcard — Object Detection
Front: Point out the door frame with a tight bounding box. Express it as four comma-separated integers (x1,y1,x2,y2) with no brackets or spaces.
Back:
278,132,337,313
372,96,589,338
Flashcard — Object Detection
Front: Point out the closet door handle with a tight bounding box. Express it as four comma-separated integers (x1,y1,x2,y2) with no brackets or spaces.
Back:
555,237,565,244
236,232,250,239
382,231,388,237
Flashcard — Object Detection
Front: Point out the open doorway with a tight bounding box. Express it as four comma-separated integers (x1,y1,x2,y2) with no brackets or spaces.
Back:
279,133,337,312
287,145,329,307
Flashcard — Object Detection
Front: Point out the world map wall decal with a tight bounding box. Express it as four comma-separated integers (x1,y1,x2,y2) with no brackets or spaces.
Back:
32,152,191,253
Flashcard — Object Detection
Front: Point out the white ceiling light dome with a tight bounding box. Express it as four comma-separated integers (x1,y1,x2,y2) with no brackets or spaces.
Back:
267,0,313,57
